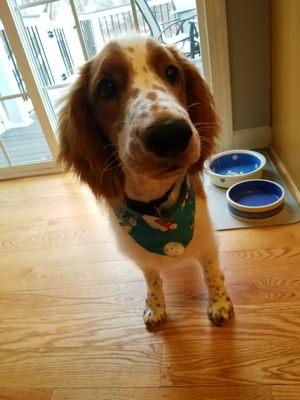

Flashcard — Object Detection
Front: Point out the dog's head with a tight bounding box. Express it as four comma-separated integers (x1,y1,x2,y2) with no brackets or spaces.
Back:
58,36,218,202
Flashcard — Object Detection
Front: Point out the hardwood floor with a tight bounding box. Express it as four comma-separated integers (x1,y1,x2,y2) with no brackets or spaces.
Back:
0,173,299,400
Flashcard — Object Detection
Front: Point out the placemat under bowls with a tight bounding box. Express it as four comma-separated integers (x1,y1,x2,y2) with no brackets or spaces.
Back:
203,151,300,231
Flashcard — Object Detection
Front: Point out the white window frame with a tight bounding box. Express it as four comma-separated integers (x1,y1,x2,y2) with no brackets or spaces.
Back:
0,0,233,180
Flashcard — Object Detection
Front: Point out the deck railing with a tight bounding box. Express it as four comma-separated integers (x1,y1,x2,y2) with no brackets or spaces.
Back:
0,0,176,92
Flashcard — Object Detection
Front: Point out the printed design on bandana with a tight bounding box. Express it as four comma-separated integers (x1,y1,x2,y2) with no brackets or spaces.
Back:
142,215,177,231
116,180,195,257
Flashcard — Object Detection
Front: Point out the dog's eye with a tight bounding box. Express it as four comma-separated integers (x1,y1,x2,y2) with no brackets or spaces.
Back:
98,79,118,100
165,65,179,84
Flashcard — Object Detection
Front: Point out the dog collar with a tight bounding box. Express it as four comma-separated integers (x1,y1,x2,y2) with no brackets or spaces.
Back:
115,178,195,257
124,184,175,216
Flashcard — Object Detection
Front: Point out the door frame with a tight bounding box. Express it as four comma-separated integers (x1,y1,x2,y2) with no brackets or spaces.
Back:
196,0,233,150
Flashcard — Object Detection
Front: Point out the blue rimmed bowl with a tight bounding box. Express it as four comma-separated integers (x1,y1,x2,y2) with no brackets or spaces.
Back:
206,150,266,188
226,179,285,220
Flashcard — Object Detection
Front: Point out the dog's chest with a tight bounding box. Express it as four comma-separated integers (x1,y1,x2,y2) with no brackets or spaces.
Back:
115,179,196,257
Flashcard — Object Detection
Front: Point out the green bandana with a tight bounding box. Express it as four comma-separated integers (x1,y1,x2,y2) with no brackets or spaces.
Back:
116,179,195,257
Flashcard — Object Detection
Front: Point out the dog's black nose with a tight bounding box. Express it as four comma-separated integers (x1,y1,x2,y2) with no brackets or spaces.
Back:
144,119,192,158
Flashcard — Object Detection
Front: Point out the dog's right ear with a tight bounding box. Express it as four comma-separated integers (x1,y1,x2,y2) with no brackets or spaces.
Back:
57,62,124,202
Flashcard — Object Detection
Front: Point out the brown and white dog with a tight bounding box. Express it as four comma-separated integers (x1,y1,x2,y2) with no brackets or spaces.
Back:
58,36,233,327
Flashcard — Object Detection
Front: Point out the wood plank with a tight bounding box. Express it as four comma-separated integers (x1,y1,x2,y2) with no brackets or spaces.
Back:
272,385,300,399
0,389,53,400
0,193,99,225
190,265,300,306
0,282,165,348
51,386,273,400
0,345,161,388
0,243,127,274
1,281,300,348
217,223,300,251
0,174,85,198
0,259,141,292
0,215,110,253
162,339,300,386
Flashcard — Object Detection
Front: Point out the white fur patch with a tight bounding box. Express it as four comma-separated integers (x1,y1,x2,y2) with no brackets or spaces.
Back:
122,38,160,90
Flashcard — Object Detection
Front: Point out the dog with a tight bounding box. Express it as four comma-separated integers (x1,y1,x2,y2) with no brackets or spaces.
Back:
57,36,233,327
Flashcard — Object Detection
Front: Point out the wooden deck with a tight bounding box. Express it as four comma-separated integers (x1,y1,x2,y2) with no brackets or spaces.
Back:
0,173,299,399
0,116,52,167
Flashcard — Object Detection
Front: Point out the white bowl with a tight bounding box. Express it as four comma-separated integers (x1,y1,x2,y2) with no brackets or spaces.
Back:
226,179,285,220
205,150,266,188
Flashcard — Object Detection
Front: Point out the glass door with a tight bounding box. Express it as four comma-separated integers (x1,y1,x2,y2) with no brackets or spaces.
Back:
136,0,202,70
0,16,55,176
0,0,207,179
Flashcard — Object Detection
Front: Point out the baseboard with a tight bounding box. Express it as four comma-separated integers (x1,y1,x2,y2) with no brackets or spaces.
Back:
0,163,63,181
233,126,272,149
269,146,300,206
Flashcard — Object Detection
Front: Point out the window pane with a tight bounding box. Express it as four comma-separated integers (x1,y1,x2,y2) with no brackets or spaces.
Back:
0,97,52,166
19,1,85,87
0,21,27,97
141,0,201,62
75,0,137,57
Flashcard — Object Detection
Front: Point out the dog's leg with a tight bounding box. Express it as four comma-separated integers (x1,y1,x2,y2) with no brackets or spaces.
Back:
202,250,234,327
143,269,166,327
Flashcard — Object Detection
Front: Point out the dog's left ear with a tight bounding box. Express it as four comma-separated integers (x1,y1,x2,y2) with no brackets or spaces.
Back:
57,61,125,202
168,47,219,173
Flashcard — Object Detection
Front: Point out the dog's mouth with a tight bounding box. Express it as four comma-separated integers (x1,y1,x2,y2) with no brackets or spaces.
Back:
150,163,187,179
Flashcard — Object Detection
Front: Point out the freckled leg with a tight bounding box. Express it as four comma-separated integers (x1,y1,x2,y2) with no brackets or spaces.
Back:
202,254,234,327
142,269,166,327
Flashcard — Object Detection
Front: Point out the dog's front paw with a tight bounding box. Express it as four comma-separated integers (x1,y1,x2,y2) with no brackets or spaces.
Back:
143,305,166,327
207,297,234,327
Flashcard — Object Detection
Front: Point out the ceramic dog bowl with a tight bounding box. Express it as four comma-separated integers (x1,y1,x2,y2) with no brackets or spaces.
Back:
226,179,285,220
206,150,266,188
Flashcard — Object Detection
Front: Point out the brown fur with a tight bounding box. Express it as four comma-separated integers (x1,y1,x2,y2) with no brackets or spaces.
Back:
57,39,218,203
152,84,166,93
167,47,219,173
57,62,125,202
146,91,157,101
130,88,140,98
